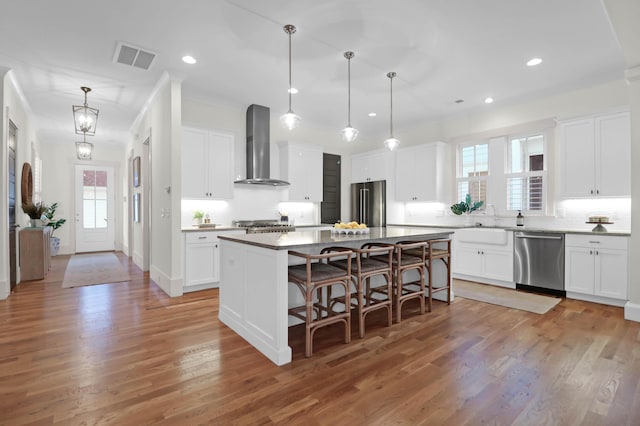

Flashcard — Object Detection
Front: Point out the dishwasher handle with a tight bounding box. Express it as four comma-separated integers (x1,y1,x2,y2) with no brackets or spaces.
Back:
515,234,563,240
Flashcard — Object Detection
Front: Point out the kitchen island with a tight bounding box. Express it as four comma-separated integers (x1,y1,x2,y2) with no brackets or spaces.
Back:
217,227,453,365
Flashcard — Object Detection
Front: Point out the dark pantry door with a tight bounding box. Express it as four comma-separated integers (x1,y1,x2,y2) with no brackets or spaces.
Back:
321,153,341,224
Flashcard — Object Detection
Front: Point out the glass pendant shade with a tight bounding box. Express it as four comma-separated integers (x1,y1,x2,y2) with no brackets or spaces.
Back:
341,126,359,142
384,72,399,151
76,138,93,160
280,110,301,130
341,51,358,142
72,86,99,135
281,24,300,130
384,137,399,151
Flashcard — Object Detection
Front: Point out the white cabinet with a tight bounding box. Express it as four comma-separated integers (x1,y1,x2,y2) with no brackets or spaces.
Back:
184,230,245,291
565,234,628,303
559,111,630,198
395,142,449,202
351,149,393,183
182,127,234,199
280,143,323,201
452,229,514,286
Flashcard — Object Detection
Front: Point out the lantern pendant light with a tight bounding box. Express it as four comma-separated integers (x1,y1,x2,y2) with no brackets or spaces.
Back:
72,86,99,136
384,72,399,151
280,24,301,130
75,133,93,160
341,51,359,143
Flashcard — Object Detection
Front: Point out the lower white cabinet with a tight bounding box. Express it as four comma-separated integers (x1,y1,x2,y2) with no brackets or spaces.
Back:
184,230,245,291
452,229,514,286
565,234,628,303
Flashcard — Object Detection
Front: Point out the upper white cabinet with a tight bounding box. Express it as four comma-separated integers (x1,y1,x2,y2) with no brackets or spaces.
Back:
565,234,628,303
182,127,234,199
280,143,323,202
395,142,449,202
351,149,393,183
559,111,630,198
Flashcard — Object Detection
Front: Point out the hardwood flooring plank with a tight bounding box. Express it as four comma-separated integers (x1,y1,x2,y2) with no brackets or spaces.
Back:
2,253,640,424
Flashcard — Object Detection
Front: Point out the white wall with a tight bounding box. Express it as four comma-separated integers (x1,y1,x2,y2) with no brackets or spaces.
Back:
129,74,183,296
38,141,126,256
1,70,40,298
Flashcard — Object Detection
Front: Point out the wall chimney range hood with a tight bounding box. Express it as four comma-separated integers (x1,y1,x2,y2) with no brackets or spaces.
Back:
234,104,290,186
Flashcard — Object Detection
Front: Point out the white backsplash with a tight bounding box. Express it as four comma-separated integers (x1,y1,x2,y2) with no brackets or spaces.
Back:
401,198,631,232
181,187,319,227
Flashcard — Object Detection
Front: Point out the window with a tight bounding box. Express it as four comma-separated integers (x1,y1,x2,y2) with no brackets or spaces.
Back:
82,170,108,228
506,134,545,212
456,142,488,205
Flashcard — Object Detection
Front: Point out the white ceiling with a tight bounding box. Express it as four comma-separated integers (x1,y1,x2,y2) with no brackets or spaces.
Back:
0,0,626,148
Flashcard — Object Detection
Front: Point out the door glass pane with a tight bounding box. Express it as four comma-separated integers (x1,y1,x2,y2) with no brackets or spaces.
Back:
82,169,108,229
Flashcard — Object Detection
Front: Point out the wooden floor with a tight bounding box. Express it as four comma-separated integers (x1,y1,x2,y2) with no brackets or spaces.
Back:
2,253,640,425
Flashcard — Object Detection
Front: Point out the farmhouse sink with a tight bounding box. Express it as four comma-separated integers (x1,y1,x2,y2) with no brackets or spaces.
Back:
455,228,508,245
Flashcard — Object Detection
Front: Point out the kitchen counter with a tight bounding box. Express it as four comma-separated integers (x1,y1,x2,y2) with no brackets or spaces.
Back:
181,226,243,232
390,223,630,236
218,227,453,366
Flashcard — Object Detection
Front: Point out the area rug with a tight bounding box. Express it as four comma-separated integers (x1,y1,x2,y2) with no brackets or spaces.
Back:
62,252,131,288
454,279,561,314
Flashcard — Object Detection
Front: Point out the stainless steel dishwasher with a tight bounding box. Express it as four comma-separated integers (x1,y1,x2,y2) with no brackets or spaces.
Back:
514,232,565,296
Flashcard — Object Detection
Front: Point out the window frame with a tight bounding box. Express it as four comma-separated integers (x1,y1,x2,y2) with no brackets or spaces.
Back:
505,132,548,215
455,141,489,207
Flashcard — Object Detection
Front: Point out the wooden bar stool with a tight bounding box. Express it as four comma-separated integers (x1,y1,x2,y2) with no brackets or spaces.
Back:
403,238,452,311
288,248,353,357
329,243,395,338
425,239,452,308
388,241,427,323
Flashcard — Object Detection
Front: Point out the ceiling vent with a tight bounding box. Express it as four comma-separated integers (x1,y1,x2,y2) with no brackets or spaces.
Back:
113,42,156,70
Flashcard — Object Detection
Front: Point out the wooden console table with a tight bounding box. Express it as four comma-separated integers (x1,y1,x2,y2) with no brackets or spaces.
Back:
19,227,52,281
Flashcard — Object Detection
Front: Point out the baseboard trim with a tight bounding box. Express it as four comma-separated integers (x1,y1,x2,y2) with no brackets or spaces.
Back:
624,301,640,322
149,265,183,297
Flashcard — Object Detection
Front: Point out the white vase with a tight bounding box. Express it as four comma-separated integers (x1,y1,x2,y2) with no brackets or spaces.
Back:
28,219,42,228
50,236,60,256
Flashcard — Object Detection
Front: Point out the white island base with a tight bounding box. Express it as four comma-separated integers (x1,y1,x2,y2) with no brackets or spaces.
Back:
218,228,454,366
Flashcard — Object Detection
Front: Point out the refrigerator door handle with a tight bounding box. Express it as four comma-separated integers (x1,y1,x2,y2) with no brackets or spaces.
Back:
360,188,369,225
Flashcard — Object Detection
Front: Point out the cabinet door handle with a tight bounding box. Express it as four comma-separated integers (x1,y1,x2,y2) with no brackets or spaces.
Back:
595,250,599,256
590,189,594,195
198,236,207,240
588,241,601,244
596,189,599,195
589,250,593,255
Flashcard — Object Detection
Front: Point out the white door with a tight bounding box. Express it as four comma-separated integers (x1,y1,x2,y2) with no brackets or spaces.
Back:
75,165,115,252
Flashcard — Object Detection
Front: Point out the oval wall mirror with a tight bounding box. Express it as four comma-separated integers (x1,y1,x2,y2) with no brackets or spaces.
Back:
21,162,33,205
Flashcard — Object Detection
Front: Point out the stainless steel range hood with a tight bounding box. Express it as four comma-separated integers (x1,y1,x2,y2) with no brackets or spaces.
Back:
234,104,290,186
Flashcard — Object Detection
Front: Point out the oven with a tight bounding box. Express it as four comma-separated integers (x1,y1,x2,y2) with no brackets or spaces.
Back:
232,219,296,234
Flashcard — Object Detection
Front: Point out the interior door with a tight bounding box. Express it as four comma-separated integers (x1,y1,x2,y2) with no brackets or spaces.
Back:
8,121,17,290
75,165,115,252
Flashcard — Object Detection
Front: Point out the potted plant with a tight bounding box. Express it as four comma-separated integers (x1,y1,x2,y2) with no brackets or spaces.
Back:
43,202,66,256
193,210,204,226
450,194,484,223
21,201,47,228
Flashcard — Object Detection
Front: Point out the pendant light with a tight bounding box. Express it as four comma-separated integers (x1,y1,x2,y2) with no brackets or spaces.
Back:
384,72,399,151
76,133,93,160
341,51,359,143
280,24,301,130
72,86,99,136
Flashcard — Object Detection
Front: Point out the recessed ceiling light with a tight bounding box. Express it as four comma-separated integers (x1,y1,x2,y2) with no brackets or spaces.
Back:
182,55,197,65
527,57,543,67
288,88,298,94
368,112,377,117
455,99,464,104
484,97,494,104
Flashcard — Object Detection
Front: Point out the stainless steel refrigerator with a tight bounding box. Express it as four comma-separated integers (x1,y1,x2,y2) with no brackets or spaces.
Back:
351,180,386,227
